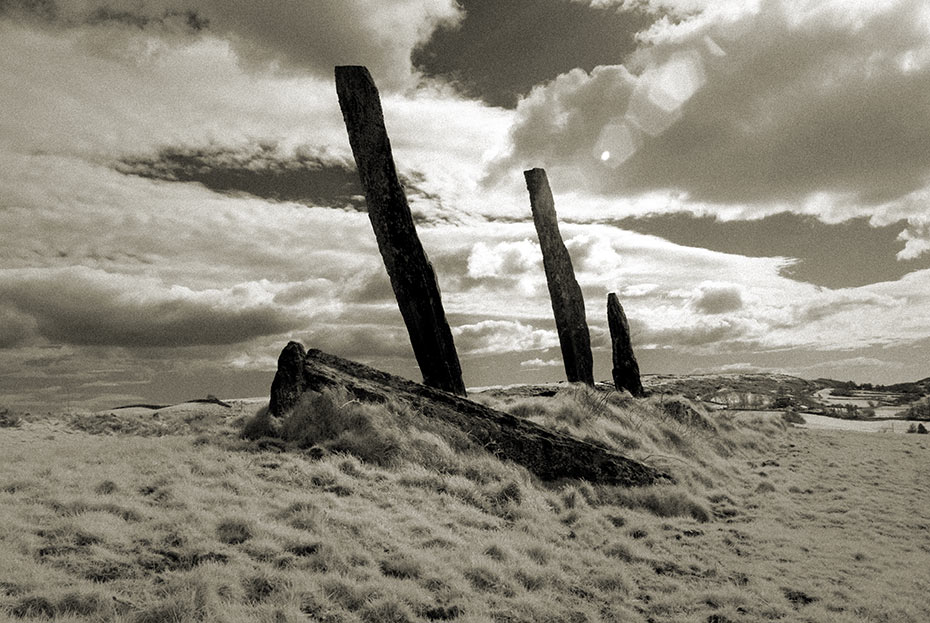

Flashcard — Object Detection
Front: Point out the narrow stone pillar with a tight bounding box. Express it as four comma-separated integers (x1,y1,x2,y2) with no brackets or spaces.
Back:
607,293,644,397
524,168,594,386
335,65,466,396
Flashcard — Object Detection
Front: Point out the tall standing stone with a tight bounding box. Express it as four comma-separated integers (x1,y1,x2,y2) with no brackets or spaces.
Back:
524,168,594,386
607,293,644,397
335,65,466,396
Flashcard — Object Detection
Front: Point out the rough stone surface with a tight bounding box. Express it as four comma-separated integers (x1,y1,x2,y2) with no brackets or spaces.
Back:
524,168,594,386
607,293,644,397
269,340,309,416
268,342,670,486
335,65,466,396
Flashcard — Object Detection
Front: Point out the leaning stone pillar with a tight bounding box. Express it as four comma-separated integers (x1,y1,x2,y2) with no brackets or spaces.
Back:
524,168,594,386
335,66,466,396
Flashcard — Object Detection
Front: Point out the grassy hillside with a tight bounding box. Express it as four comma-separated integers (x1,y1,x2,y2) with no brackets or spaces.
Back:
1,386,928,622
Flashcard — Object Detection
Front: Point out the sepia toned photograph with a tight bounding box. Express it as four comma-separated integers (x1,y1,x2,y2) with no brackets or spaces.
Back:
0,1,928,621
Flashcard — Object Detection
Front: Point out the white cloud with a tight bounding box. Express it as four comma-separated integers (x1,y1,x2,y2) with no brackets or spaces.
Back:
520,357,563,369
491,0,930,256
690,283,745,314
453,320,559,355
467,240,540,278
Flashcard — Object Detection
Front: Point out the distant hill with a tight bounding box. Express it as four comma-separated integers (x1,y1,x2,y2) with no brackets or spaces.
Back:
642,372,930,416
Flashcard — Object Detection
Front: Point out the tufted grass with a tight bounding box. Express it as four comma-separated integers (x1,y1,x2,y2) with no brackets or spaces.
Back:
0,387,927,622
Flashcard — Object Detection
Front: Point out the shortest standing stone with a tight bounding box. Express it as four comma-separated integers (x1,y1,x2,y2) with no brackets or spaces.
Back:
608,293,644,397
269,341,308,416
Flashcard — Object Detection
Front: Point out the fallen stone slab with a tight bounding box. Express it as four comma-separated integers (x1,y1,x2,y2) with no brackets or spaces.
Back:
267,342,671,487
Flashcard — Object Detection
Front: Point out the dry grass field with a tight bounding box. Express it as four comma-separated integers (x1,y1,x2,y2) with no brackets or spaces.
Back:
0,387,928,623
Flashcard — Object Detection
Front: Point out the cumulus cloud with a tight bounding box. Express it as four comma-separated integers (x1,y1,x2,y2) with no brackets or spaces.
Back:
491,0,930,254
467,239,541,278
453,320,559,355
0,267,304,347
1,0,463,89
691,284,744,314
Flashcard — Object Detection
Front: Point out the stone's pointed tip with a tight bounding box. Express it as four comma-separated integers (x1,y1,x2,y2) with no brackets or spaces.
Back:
607,292,623,311
279,341,306,361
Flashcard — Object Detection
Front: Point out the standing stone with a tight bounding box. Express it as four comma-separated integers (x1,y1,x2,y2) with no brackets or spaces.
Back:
335,65,466,396
524,168,594,386
607,293,644,397
269,340,309,416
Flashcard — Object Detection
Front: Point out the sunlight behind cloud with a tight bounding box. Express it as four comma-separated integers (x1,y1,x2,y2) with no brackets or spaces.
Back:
647,50,707,112
594,121,640,167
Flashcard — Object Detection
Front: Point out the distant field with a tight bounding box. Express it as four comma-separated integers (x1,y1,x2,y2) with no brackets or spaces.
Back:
1,389,928,622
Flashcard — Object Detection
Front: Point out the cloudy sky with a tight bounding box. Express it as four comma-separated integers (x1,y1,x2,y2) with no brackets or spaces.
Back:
3,0,930,411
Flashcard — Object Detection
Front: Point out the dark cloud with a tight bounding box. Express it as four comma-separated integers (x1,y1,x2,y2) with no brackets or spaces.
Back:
118,145,367,211
85,7,208,31
494,0,930,209
1,1,208,32
0,0,57,21
602,213,930,288
0,268,303,348
2,0,462,89
692,285,743,315
413,0,653,108
118,143,453,223
793,294,899,327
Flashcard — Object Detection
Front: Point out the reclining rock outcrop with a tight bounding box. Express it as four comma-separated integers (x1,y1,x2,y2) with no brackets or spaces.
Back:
266,342,670,487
